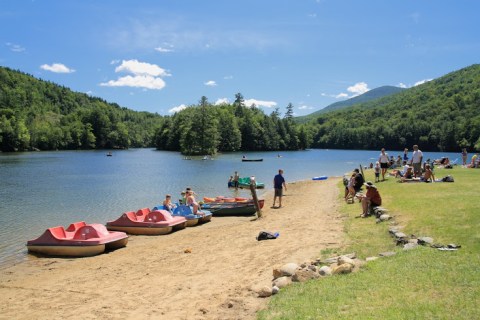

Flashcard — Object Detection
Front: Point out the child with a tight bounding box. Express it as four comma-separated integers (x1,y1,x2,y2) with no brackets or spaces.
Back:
345,173,356,202
374,161,380,182
163,194,176,212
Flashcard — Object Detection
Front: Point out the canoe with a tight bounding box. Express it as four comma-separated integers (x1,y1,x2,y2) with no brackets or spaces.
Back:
153,205,213,227
106,208,187,235
27,221,128,257
241,158,263,162
202,199,265,216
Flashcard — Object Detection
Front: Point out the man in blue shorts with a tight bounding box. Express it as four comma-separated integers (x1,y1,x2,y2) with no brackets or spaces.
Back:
273,169,287,208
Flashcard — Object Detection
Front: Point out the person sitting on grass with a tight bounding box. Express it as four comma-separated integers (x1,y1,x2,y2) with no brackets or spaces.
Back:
357,181,382,218
420,164,435,182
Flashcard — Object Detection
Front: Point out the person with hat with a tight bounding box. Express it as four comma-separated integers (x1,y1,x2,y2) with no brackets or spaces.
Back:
357,181,382,218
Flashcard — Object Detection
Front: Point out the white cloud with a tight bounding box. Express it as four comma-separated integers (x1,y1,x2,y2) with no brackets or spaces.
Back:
244,99,277,108
6,42,25,52
169,104,187,113
204,80,217,87
215,98,229,105
115,59,170,77
335,93,348,99
100,75,166,89
398,82,407,88
40,63,75,73
347,82,369,96
223,75,233,80
298,105,313,110
155,46,174,53
414,79,432,86
101,59,170,90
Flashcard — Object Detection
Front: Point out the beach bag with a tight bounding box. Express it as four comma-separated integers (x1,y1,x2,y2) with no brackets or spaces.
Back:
256,231,279,241
442,175,454,182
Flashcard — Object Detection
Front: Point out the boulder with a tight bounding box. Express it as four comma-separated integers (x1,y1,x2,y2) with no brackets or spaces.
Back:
338,256,356,266
258,286,273,298
417,237,434,245
292,268,320,282
332,263,353,275
279,263,298,277
272,286,280,295
272,276,292,288
318,266,332,276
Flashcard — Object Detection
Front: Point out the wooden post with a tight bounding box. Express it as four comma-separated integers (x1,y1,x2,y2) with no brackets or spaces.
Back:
359,163,365,178
249,177,262,218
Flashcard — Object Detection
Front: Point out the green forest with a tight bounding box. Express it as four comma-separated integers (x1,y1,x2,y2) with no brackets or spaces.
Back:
1,64,480,153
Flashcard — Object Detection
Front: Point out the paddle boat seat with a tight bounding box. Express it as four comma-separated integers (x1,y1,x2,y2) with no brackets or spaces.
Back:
48,226,68,240
136,208,151,218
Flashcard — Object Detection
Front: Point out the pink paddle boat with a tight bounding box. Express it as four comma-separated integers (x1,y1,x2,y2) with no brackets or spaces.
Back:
106,208,187,235
27,221,128,257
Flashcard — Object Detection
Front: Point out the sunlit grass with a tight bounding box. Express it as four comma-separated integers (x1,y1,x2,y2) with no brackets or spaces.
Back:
258,166,480,320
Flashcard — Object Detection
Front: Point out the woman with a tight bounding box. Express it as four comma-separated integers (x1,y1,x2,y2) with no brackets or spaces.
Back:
357,181,382,217
186,190,205,216
378,148,389,181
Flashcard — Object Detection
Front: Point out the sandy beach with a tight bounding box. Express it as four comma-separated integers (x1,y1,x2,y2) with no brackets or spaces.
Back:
0,178,344,320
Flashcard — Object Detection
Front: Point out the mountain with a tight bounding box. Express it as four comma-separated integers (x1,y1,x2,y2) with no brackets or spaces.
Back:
0,66,164,151
306,64,480,152
296,86,405,123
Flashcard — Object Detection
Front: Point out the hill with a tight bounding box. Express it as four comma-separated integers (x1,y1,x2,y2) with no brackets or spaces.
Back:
0,66,164,151
306,64,480,152
296,86,405,123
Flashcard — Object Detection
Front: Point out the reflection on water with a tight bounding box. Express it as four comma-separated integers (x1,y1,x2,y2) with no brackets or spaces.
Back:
0,148,462,268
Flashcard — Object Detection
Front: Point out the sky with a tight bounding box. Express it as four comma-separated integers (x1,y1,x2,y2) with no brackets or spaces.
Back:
1,0,479,117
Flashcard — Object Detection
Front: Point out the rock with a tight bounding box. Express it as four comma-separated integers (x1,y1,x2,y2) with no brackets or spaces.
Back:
403,243,418,250
394,232,407,239
272,276,292,288
307,264,317,272
258,286,273,298
379,251,396,257
272,268,282,280
338,256,356,266
417,237,434,245
318,266,332,276
332,263,353,275
279,263,298,277
366,256,378,262
388,227,399,235
272,286,280,295
379,214,392,221
292,268,320,282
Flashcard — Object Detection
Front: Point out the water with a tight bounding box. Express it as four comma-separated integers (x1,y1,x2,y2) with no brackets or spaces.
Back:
0,148,463,268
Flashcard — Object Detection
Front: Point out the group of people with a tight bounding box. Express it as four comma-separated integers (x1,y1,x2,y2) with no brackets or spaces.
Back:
162,187,205,216
344,167,382,217
228,171,240,189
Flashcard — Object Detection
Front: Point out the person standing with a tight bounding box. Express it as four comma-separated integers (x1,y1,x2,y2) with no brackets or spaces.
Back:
272,169,287,208
403,148,409,162
233,171,240,189
378,148,389,181
410,145,423,178
462,148,468,166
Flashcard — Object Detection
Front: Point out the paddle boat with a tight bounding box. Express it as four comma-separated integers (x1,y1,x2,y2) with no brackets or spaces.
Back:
228,177,265,189
312,176,328,181
27,221,128,257
106,208,187,235
201,198,265,216
166,205,213,226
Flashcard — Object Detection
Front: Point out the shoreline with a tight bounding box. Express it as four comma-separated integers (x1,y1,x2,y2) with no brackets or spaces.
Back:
0,178,344,320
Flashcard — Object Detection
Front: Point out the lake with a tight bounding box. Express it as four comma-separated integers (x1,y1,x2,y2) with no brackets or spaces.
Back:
0,148,464,268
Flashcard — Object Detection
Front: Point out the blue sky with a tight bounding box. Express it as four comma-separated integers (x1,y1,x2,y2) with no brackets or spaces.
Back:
1,1,479,116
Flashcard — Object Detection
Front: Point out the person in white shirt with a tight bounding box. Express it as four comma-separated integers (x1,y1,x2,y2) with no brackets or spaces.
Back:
378,148,389,181
410,145,423,178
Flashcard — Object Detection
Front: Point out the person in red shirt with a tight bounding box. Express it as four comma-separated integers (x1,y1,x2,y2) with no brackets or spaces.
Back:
357,181,382,217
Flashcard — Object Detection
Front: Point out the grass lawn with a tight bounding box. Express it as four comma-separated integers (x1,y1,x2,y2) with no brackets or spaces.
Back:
258,166,480,320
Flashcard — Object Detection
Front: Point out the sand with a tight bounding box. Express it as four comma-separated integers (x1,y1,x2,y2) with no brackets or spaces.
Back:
0,178,344,320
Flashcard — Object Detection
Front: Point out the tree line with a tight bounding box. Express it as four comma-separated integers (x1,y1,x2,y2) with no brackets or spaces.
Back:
2,64,479,154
